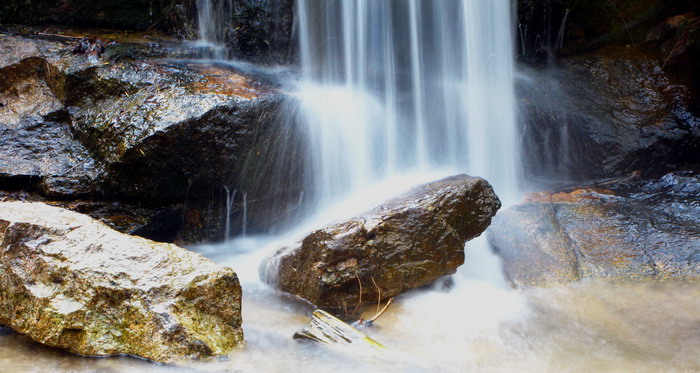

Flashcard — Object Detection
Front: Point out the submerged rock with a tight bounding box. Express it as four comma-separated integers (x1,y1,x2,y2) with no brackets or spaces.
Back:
0,201,243,362
261,175,501,310
489,172,700,287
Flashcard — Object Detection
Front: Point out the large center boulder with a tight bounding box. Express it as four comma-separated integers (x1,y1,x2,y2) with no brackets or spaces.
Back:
261,175,501,310
0,201,243,362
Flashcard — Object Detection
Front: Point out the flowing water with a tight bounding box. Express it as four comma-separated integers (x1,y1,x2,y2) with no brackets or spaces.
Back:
295,0,519,206
195,0,233,60
3,276,700,372
2,1,700,372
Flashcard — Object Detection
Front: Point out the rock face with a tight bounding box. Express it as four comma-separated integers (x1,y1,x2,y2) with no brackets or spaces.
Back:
519,47,700,182
0,33,298,242
0,201,243,362
0,0,197,37
69,61,284,201
489,173,700,287
262,175,501,310
224,0,295,65
0,116,102,197
516,0,698,61
0,0,295,64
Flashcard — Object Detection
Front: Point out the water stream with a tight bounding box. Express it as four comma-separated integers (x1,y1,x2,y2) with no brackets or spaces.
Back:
3,277,699,372
296,0,519,206
195,0,233,59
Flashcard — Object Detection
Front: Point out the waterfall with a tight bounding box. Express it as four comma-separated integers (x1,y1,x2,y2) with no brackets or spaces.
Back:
296,0,520,207
196,0,521,233
197,0,232,60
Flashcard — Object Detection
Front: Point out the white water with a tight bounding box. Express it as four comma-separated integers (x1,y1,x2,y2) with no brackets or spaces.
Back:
2,2,700,371
296,0,520,208
208,0,523,361
196,0,232,60
209,0,526,369
0,1,558,372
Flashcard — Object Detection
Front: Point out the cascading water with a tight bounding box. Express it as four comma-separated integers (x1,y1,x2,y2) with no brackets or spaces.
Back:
194,0,527,370
296,0,520,208
196,0,233,60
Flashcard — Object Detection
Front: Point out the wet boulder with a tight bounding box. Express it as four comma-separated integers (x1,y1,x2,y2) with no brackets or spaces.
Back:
261,175,501,310
68,61,286,201
0,201,243,362
0,57,64,127
0,33,295,241
1,33,288,203
0,38,103,197
489,172,700,287
519,47,700,182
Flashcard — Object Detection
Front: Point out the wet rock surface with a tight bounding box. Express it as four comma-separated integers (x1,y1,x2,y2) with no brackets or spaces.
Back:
516,0,699,61
262,175,501,310
489,172,700,287
1,0,295,65
0,116,102,197
0,56,64,126
0,33,285,197
0,0,195,36
0,31,292,242
69,60,283,200
519,47,700,182
223,0,295,65
0,201,243,362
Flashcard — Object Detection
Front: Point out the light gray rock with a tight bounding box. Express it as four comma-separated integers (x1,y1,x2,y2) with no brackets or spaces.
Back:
0,201,243,362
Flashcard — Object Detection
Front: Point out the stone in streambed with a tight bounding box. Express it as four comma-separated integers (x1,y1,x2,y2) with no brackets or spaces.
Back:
0,201,243,362
489,173,700,287
261,175,501,310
